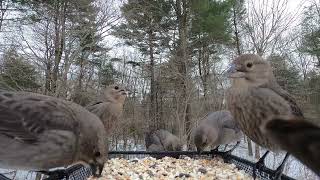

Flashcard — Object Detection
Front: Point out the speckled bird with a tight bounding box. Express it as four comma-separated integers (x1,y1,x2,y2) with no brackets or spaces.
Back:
86,84,128,136
0,90,106,177
193,110,242,153
226,54,305,179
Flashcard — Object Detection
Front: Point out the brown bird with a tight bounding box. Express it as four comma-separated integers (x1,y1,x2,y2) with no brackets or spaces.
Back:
262,118,320,176
193,110,242,154
0,90,106,177
86,84,127,135
145,129,182,159
226,54,305,179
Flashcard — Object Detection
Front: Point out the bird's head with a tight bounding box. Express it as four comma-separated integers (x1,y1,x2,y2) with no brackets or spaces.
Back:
104,84,128,104
194,128,208,154
79,115,107,177
79,140,106,177
88,150,105,177
226,54,274,87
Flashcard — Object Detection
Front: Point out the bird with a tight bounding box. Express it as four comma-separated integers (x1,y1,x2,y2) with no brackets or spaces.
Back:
193,110,242,154
262,118,320,176
0,90,107,177
145,129,182,159
147,144,165,159
226,54,305,179
86,84,128,136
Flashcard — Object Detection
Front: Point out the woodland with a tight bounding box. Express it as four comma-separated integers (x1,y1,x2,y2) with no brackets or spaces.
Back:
0,0,319,178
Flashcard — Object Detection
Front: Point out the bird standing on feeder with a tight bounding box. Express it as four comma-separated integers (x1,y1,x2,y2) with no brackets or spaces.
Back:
193,110,242,154
145,129,182,159
86,84,128,136
225,54,319,179
0,91,106,177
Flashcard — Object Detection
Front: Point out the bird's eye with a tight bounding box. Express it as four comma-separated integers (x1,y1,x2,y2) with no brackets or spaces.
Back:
246,62,253,68
114,86,119,90
94,151,101,157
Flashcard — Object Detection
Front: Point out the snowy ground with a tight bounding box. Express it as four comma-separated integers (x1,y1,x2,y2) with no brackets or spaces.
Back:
230,141,319,180
0,169,36,180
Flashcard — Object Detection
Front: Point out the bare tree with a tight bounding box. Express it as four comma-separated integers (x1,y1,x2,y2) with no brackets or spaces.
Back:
0,0,9,31
242,0,301,56
172,0,193,145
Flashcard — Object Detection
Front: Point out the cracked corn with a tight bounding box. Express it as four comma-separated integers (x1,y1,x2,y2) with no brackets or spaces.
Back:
89,156,252,180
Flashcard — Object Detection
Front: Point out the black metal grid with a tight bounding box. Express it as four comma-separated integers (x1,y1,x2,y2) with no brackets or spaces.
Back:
42,164,92,180
0,174,11,180
0,151,296,180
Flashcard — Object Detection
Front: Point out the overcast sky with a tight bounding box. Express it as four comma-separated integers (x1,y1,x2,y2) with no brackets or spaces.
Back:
0,0,313,61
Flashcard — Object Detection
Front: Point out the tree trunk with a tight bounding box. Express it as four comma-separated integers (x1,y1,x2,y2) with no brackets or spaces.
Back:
198,43,210,98
52,0,67,94
175,0,191,144
157,83,165,129
45,61,52,95
123,133,127,151
44,19,52,95
77,55,85,92
56,42,72,98
84,65,95,92
0,0,8,31
148,30,157,131
232,2,241,55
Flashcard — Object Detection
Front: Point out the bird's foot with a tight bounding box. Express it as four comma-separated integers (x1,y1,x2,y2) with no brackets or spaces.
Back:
252,151,270,180
220,141,239,157
218,149,233,163
213,145,220,152
210,146,220,156
221,149,232,156
272,153,290,180
211,146,219,155
253,158,266,180
273,168,284,180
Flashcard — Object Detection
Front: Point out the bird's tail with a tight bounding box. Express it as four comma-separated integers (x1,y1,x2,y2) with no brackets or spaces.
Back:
262,118,320,176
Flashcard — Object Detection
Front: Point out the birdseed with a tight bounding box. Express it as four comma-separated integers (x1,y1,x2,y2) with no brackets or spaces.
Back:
89,156,252,180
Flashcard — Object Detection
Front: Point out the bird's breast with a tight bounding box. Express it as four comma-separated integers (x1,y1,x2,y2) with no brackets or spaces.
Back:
227,88,281,150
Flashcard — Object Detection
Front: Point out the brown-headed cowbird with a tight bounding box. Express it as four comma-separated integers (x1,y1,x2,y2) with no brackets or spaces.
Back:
193,110,242,154
226,54,305,179
0,90,106,177
86,84,127,135
145,129,182,159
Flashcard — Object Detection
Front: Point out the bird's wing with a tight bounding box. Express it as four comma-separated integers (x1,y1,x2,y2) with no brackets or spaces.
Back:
249,87,301,120
0,91,77,144
86,101,115,131
86,102,109,119
268,86,304,117
262,118,320,175
222,120,242,134
222,118,237,130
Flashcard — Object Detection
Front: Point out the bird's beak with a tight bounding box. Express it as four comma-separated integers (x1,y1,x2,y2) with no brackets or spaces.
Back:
120,89,129,96
226,63,245,78
90,163,104,177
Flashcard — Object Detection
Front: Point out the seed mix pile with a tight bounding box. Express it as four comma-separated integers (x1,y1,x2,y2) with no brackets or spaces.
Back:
89,156,252,180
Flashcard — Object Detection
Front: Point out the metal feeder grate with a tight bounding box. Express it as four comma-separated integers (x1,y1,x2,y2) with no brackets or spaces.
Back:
0,151,296,180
